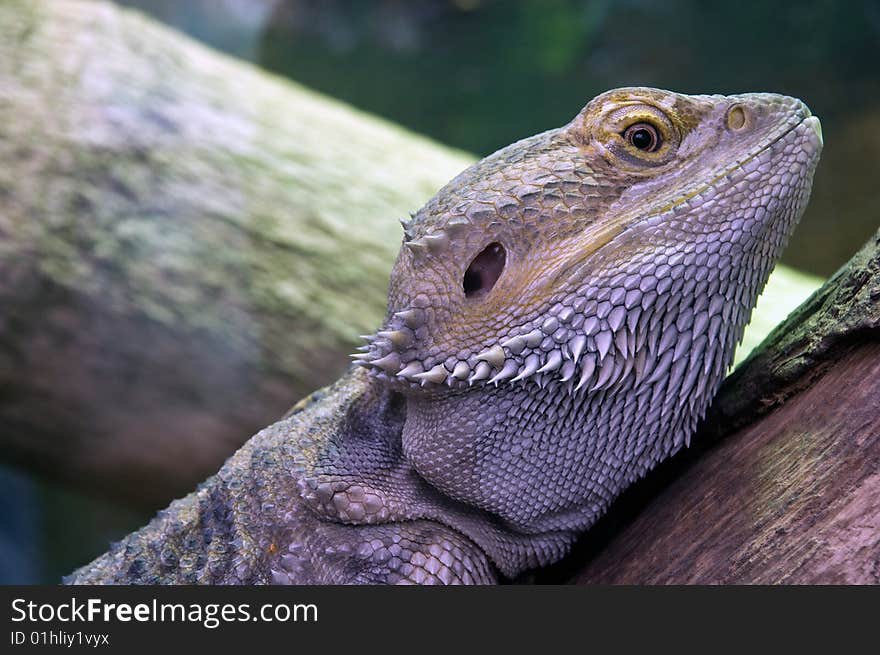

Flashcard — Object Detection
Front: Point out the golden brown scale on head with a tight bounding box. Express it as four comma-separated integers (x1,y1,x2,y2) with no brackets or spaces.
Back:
357,86,816,390
378,124,621,382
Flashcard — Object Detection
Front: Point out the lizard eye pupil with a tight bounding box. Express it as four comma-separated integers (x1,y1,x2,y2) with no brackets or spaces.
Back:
624,123,660,152
463,242,506,299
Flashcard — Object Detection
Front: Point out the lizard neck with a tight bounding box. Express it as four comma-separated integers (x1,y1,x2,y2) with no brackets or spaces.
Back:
401,319,733,535
401,200,795,535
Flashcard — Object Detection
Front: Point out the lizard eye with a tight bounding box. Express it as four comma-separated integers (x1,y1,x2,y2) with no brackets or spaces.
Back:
463,243,506,299
591,102,678,168
623,123,661,152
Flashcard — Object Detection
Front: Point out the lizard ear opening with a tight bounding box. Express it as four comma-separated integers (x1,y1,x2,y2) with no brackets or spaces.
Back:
463,242,506,299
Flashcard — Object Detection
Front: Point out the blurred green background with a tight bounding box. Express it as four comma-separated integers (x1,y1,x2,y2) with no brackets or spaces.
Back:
3,0,878,583
117,0,880,276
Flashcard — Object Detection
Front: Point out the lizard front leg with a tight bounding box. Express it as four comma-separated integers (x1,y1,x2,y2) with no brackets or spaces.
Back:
67,370,496,584
269,517,496,585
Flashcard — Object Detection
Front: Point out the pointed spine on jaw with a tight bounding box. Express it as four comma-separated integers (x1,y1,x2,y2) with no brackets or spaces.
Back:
354,220,463,387
354,260,735,400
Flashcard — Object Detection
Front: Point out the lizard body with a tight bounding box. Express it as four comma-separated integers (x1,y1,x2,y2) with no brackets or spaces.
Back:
67,88,822,584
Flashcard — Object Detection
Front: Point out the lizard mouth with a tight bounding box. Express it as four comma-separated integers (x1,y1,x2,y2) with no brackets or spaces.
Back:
619,110,822,233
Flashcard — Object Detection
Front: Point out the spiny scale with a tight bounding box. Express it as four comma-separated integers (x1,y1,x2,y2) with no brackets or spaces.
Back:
355,266,736,399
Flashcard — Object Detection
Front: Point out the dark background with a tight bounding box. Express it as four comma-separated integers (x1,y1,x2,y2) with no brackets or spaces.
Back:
2,0,879,583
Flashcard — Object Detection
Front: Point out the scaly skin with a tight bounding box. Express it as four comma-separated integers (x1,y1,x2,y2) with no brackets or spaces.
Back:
67,88,822,584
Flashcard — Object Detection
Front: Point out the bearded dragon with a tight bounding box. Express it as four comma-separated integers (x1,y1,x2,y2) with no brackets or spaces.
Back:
67,87,823,584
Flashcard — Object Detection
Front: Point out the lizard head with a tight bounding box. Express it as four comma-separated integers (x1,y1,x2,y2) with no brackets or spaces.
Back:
356,87,822,396
353,87,821,535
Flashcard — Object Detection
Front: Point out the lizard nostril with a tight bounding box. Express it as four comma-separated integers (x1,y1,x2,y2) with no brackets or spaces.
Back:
463,242,506,299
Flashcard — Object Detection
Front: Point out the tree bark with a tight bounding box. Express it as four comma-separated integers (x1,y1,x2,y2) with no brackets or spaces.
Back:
0,0,473,506
0,0,826,517
542,230,880,584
